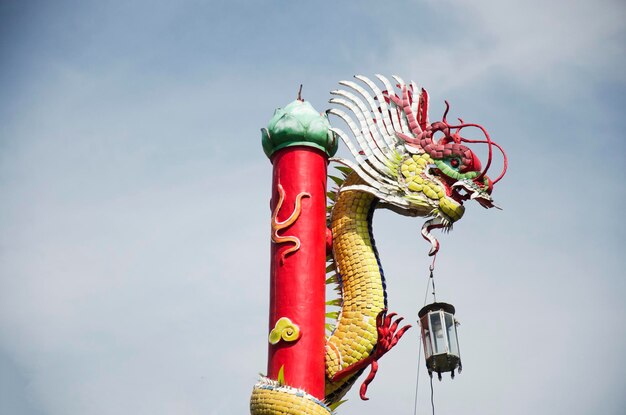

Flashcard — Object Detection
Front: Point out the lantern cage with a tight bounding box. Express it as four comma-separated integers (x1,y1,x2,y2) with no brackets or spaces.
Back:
418,302,462,380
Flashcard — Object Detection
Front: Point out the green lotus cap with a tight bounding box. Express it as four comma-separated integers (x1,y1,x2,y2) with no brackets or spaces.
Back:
261,99,338,159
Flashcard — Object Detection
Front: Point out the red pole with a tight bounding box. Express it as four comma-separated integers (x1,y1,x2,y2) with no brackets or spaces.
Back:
262,99,337,399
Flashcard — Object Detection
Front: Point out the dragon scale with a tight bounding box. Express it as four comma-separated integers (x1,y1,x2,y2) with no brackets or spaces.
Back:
325,173,385,400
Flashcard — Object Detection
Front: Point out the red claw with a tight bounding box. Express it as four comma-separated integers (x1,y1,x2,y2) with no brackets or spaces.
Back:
359,360,378,400
359,309,412,400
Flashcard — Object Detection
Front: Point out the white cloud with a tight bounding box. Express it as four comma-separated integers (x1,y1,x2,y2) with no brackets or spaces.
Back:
375,0,625,98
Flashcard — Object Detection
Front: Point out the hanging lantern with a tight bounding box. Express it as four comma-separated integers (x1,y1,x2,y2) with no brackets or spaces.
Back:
418,302,462,380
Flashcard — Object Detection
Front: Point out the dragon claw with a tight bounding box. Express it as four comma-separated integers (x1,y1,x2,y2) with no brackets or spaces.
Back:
384,312,397,324
359,360,378,400
375,310,385,327
388,316,404,333
359,309,412,400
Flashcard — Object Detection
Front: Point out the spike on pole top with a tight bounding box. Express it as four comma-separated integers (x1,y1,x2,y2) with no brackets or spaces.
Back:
261,89,338,159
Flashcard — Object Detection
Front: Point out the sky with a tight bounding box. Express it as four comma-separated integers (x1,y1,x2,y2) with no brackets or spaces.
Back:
0,0,625,414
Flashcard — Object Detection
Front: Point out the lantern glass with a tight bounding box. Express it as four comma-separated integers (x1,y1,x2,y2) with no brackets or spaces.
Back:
445,312,459,356
418,302,461,377
429,311,447,354
421,320,433,359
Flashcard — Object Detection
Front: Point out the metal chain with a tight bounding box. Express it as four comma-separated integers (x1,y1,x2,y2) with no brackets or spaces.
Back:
430,375,435,415
413,254,438,415
430,254,438,303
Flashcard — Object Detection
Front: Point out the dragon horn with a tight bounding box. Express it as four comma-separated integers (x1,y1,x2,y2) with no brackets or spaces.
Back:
410,81,420,119
418,88,429,131
442,100,450,124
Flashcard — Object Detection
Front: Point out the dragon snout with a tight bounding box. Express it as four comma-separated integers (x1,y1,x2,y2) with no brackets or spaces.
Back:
452,178,500,210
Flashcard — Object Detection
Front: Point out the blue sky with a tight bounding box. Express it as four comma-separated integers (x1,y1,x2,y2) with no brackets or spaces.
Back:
1,1,625,414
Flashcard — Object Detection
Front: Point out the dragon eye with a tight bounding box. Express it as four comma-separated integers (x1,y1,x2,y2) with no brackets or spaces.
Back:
450,158,460,168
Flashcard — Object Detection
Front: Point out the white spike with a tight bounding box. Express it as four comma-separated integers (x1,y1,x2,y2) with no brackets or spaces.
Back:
338,80,390,150
375,74,410,135
332,87,390,166
330,90,387,168
392,75,406,88
328,127,396,186
327,103,393,179
357,75,397,145
343,78,396,152
327,123,371,168
330,157,398,192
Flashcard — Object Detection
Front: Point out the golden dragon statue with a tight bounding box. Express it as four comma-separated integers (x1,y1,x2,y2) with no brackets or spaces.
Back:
250,74,507,414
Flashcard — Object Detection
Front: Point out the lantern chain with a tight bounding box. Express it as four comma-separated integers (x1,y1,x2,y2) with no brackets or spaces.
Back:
429,264,437,303
413,254,438,415
429,255,438,415
430,375,435,415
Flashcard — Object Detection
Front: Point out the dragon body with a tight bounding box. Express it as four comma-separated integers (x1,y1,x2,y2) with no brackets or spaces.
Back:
250,75,507,414
325,173,383,402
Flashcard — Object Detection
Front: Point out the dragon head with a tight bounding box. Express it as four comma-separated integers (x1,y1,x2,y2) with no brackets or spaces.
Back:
328,75,507,255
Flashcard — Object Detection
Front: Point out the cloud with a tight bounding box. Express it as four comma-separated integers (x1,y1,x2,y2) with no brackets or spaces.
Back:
371,0,625,98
